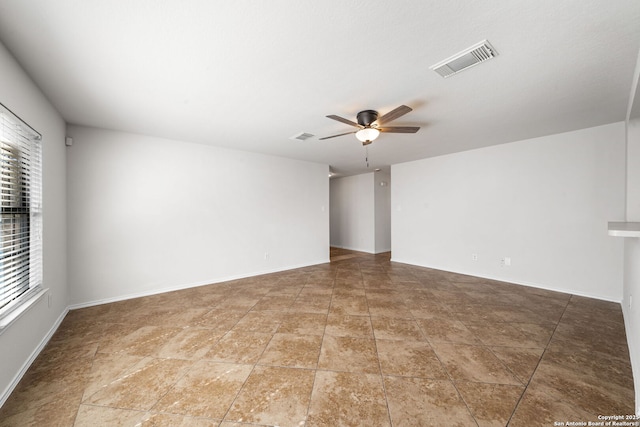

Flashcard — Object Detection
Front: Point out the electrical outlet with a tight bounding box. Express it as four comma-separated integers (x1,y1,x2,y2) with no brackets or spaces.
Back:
264,252,270,260
472,253,478,261
501,257,511,267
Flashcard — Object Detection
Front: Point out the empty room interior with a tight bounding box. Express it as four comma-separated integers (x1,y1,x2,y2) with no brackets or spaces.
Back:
1,1,640,426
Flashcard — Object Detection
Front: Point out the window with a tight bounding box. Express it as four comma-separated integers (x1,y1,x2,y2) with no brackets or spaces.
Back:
0,103,42,322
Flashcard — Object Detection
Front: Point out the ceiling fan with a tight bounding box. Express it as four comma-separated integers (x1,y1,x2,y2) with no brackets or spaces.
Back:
320,105,420,145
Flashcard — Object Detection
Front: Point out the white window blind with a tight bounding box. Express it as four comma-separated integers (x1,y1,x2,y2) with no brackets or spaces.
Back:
0,103,42,320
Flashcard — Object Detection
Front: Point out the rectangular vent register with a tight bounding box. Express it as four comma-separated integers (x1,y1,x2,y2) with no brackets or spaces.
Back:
430,40,498,78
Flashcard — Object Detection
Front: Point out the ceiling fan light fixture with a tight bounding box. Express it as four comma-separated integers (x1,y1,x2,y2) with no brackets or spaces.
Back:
321,105,419,142
355,127,380,143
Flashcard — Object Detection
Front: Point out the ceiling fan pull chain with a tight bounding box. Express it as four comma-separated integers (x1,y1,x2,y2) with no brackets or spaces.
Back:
365,146,369,168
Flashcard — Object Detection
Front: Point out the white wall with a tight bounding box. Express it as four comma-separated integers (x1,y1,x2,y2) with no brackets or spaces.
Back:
374,171,391,253
628,118,640,216
625,118,640,417
329,172,392,254
66,126,329,306
330,173,375,253
624,237,640,416
0,42,68,404
392,122,626,301
622,48,640,416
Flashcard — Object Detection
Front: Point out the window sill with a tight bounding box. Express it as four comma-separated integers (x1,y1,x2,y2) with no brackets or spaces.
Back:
0,288,48,334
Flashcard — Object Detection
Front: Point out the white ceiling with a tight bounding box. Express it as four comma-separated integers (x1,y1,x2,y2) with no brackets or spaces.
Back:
0,0,639,176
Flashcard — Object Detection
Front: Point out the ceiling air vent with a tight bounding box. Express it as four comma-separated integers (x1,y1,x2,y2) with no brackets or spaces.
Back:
289,132,314,141
430,40,498,78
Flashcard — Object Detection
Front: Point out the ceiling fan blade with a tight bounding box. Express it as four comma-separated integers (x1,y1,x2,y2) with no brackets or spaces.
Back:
378,126,420,133
319,131,357,140
326,115,360,127
378,105,412,124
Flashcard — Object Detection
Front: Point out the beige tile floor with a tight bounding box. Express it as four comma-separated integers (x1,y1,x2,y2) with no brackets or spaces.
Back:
0,248,635,426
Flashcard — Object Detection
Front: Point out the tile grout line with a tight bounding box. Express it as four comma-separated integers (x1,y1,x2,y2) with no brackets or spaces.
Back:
412,277,481,427
134,320,223,421
300,260,338,426
440,284,563,426
366,259,395,427
215,287,278,425
5,252,633,426
503,294,573,426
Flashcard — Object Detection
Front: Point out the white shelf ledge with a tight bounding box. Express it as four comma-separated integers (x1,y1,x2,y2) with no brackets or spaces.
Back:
608,222,640,238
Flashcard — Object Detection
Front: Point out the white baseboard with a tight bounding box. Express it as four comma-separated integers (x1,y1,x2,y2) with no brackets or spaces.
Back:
0,307,69,408
330,245,375,254
622,302,640,416
390,257,622,303
374,248,391,254
2,259,332,407
1,256,635,415
69,258,330,310
3,259,333,407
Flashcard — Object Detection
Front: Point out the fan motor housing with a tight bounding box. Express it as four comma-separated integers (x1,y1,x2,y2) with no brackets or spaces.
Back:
357,110,378,127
